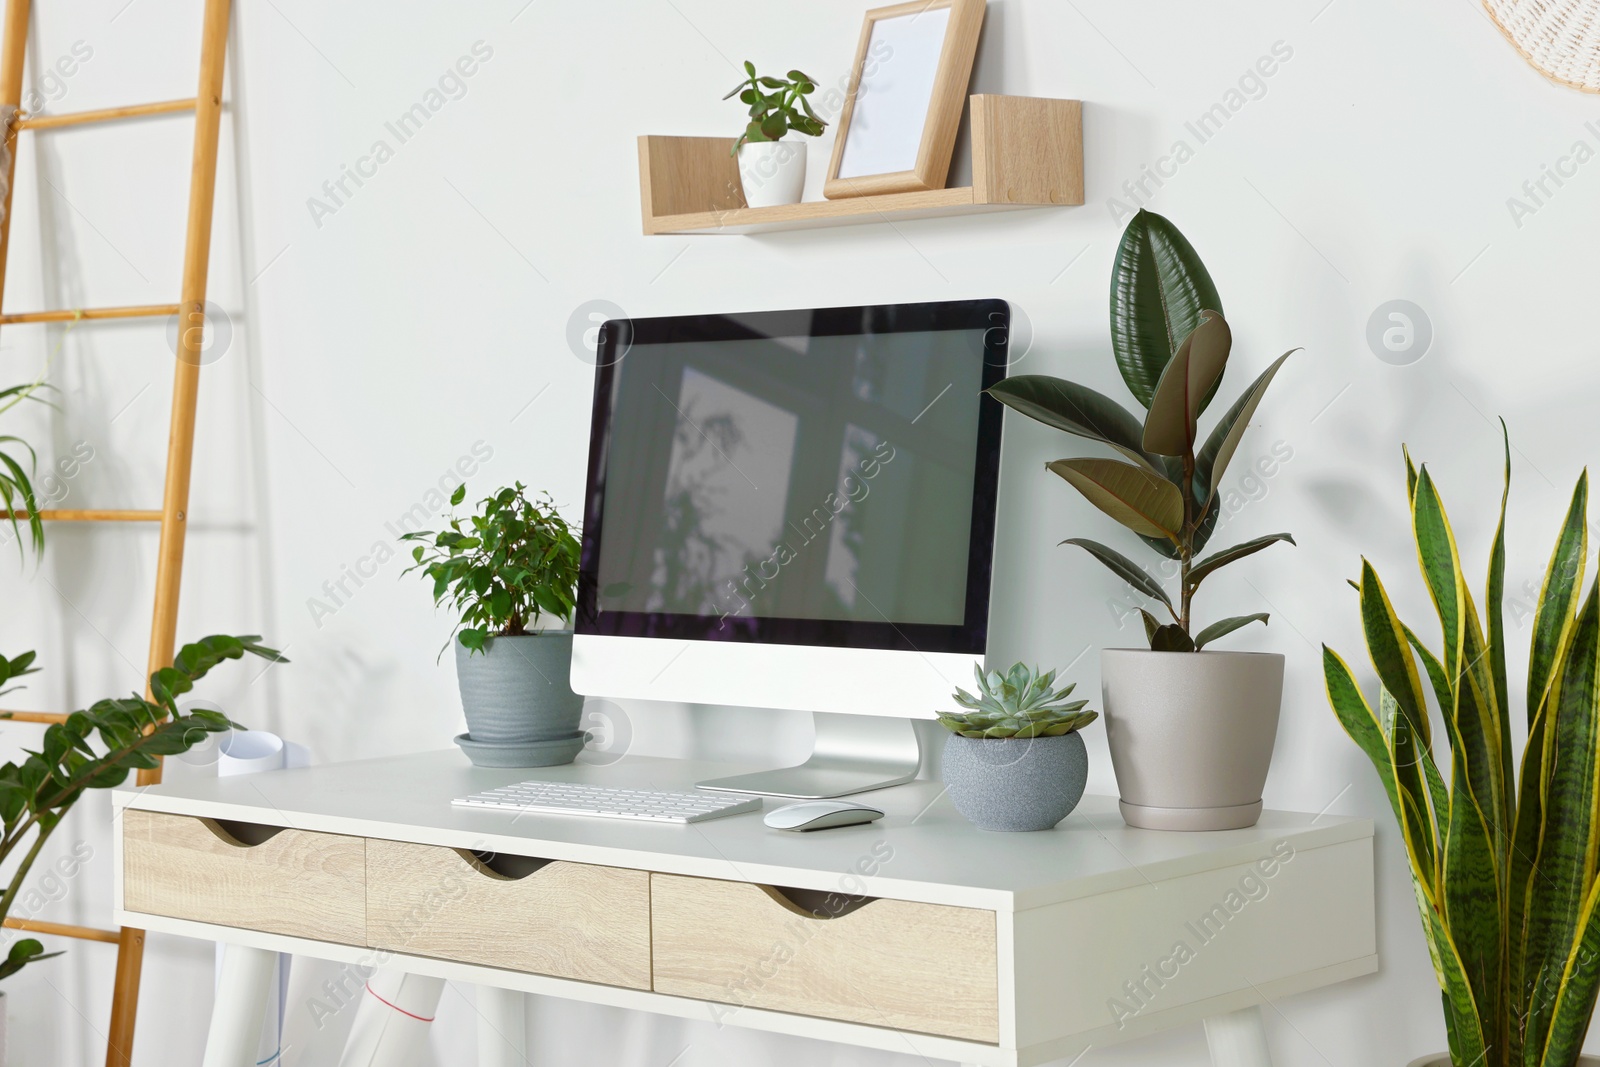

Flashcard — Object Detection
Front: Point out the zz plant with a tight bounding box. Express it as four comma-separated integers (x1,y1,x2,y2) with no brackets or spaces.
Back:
0,635,285,981
724,61,826,154
938,663,1098,739
988,210,1297,652
1325,426,1600,1066
402,483,581,654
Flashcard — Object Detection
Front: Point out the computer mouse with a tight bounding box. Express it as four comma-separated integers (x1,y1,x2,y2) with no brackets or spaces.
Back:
764,800,885,832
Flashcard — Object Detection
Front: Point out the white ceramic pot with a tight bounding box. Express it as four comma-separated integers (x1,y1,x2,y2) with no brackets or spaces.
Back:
1407,1059,1600,1067
737,140,806,208
1100,649,1284,831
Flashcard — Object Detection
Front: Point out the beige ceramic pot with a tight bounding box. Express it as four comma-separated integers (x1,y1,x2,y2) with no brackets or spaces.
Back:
1100,649,1284,831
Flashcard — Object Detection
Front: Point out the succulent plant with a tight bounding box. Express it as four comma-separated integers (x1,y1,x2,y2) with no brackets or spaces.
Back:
937,662,1099,739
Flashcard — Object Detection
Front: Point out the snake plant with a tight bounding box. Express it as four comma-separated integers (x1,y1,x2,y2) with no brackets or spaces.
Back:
937,662,1098,739
0,380,46,558
1324,425,1600,1066
987,210,1297,652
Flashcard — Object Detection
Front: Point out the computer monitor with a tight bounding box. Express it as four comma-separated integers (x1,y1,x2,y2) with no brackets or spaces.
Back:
571,299,1008,797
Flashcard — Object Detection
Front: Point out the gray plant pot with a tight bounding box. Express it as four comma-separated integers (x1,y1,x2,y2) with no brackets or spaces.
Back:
454,632,584,766
940,732,1088,832
1100,648,1283,831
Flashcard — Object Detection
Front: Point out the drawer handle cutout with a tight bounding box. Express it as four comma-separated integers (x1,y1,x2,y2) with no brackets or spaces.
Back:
761,885,877,920
201,819,287,847
459,850,553,881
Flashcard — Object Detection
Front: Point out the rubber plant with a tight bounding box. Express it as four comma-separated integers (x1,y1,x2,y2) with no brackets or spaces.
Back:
1324,424,1600,1066
0,634,286,981
987,209,1298,651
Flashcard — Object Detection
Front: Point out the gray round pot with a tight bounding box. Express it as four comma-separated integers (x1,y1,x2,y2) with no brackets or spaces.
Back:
454,632,584,766
941,732,1088,832
1100,649,1283,832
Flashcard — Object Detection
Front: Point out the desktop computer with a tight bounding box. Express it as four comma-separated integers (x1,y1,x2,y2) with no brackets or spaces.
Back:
570,299,1009,798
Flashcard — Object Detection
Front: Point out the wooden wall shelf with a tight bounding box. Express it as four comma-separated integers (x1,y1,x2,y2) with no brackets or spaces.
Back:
638,95,1083,236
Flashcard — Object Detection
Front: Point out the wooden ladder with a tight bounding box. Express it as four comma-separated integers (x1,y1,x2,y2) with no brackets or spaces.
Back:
0,0,234,1063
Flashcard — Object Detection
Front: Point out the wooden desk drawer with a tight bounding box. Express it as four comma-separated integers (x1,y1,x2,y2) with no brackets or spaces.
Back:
365,840,651,990
650,874,999,1042
122,810,365,943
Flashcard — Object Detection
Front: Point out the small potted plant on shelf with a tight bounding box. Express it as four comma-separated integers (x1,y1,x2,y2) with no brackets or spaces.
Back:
724,61,827,209
1328,428,1600,1067
0,635,285,982
987,209,1299,831
938,663,1098,832
403,483,585,768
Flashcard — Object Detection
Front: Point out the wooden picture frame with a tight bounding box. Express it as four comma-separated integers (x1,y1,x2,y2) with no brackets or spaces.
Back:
823,0,986,200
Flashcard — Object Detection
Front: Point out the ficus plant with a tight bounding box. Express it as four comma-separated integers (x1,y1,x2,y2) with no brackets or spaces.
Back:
402,483,581,655
724,61,827,154
0,635,286,982
987,209,1298,652
1325,426,1600,1067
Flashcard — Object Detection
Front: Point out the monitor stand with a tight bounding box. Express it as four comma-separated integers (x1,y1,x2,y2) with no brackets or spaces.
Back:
696,712,922,799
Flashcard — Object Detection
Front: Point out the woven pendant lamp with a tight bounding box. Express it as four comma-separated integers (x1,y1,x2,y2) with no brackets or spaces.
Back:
1484,0,1600,92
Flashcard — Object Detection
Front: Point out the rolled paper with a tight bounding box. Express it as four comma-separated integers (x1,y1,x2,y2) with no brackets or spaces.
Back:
336,970,445,1067
212,730,289,1064
218,729,286,777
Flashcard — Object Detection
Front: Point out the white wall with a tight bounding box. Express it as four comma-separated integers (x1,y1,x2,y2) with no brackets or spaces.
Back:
0,0,1595,1063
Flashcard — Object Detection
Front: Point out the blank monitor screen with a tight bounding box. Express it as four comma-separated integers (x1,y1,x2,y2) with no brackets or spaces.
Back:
576,300,1007,654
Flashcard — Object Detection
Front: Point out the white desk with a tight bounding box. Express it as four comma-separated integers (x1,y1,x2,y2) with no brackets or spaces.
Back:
112,750,1376,1066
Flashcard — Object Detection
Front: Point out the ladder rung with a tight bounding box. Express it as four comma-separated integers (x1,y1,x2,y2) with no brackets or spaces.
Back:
14,97,197,132
0,303,178,325
0,709,68,724
3,510,161,522
3,917,121,944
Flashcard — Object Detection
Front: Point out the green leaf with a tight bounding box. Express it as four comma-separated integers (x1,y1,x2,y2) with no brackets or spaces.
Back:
1193,613,1268,649
1539,873,1600,1064
1109,209,1223,411
450,484,466,506
1149,624,1194,652
1358,559,1431,753
1046,458,1183,542
1193,350,1295,506
1141,310,1231,458
1529,470,1588,727
1520,581,1600,1059
1186,532,1295,594
1138,608,1163,644
1060,538,1172,610
0,937,61,980
986,376,1167,475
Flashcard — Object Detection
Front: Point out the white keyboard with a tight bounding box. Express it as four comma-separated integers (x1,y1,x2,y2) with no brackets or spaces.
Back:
452,780,763,824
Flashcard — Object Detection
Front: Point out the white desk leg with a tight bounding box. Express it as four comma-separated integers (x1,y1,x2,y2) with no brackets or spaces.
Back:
476,986,527,1066
1204,1006,1273,1067
203,944,277,1067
